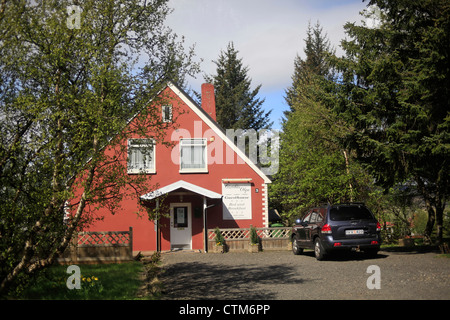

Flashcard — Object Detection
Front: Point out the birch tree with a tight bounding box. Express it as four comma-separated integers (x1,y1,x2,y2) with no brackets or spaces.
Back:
0,0,199,296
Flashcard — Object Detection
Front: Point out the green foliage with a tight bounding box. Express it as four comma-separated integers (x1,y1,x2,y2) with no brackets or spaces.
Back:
249,226,259,245
0,0,199,295
285,21,335,115
214,227,225,246
331,0,449,243
271,22,375,221
204,42,272,131
271,71,374,220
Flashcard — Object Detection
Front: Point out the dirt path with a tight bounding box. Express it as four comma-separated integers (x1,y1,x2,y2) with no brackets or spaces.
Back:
157,249,449,300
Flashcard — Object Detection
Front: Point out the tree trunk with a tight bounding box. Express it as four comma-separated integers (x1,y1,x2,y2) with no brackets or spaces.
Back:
342,150,353,202
423,205,435,245
416,176,446,245
435,204,445,245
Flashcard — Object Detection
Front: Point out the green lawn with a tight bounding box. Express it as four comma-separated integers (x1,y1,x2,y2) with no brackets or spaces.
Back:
20,261,145,300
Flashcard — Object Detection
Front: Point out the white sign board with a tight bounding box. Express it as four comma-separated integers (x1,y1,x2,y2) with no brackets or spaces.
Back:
222,183,252,220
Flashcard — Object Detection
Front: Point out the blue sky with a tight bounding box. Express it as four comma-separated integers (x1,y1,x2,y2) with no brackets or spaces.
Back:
166,0,369,130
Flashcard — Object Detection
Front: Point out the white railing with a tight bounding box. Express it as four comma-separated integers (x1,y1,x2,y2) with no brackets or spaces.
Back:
207,226,291,241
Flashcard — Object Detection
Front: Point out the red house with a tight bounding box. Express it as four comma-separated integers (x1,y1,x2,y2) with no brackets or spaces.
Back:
75,81,272,254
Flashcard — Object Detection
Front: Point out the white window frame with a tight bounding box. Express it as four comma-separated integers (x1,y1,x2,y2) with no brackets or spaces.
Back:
179,138,208,173
127,139,156,174
162,105,172,123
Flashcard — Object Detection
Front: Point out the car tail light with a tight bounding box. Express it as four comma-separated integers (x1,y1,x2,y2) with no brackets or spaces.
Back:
376,222,381,232
321,224,332,234
371,241,378,245
334,242,342,247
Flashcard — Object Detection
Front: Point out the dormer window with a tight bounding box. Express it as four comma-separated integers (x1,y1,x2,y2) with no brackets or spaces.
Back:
162,105,172,123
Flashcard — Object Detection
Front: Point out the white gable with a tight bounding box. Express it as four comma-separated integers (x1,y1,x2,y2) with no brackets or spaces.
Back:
141,180,223,200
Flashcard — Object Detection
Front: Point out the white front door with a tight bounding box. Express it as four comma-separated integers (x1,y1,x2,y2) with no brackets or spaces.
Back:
170,203,192,250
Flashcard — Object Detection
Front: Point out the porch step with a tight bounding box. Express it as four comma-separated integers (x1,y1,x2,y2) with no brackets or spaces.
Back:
171,244,191,251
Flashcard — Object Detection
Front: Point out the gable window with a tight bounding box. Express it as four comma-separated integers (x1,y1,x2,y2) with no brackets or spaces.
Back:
162,105,172,123
127,139,155,174
180,138,207,173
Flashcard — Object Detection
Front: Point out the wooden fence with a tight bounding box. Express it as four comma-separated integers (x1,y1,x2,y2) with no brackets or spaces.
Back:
58,227,133,264
207,226,292,252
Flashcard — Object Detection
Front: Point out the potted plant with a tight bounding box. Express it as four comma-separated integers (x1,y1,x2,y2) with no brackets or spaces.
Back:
249,226,260,253
214,227,226,253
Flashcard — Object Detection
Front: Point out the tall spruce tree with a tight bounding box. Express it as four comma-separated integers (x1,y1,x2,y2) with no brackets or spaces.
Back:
205,42,272,131
284,21,334,118
332,0,449,244
271,22,373,221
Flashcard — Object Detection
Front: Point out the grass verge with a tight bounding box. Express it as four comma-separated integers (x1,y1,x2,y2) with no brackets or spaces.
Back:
19,261,146,300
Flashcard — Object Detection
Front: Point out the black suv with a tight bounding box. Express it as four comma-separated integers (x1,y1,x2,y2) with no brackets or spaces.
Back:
291,203,381,260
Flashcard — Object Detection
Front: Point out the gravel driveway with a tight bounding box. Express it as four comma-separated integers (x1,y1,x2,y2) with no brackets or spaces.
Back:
158,248,449,300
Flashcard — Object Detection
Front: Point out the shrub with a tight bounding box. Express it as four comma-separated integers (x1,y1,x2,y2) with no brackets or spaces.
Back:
249,226,259,245
214,227,225,246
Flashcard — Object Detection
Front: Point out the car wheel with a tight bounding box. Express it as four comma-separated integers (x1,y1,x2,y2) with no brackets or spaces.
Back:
314,238,326,261
292,238,303,255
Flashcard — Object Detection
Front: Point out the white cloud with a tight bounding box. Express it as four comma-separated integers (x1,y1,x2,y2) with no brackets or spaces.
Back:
166,0,368,128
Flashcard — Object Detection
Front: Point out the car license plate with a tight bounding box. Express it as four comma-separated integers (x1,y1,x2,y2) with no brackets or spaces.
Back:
346,229,364,235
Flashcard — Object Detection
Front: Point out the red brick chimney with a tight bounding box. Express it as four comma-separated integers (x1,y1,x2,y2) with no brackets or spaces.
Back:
201,83,216,121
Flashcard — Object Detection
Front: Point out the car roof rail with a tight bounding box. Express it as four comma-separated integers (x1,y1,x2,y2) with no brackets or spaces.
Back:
332,202,366,206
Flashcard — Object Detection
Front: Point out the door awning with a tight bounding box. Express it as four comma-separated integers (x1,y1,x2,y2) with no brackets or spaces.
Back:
140,180,223,201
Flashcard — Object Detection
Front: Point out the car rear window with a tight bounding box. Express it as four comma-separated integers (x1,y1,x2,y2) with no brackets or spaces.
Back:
329,206,374,221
